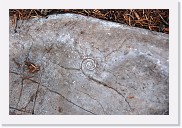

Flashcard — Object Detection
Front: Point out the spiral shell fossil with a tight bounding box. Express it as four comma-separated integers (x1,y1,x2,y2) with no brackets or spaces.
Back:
81,58,96,72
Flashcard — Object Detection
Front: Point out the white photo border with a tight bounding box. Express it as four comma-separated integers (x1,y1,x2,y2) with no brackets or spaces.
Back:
0,0,179,125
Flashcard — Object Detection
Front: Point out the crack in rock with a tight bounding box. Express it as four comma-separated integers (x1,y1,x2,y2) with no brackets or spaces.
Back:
82,73,133,111
50,60,81,71
41,84,96,115
75,88,106,114
22,77,96,115
10,106,31,114
80,57,133,111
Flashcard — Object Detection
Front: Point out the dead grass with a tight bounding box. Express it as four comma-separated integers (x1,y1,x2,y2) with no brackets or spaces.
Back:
9,9,169,34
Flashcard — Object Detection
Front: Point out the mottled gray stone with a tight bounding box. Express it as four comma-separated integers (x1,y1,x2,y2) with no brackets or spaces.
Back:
9,13,169,115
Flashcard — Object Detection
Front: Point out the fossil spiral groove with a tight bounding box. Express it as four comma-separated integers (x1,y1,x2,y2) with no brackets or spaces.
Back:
81,58,96,71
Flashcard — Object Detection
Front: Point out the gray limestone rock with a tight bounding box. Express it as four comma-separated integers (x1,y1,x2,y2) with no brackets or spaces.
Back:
9,13,169,115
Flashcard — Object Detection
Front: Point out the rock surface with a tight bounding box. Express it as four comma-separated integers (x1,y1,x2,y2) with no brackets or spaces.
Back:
9,14,169,115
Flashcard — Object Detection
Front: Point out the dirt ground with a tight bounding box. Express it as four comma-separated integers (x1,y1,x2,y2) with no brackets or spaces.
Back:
9,9,169,34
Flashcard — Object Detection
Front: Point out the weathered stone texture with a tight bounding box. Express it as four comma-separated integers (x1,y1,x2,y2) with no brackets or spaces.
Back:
9,14,169,115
